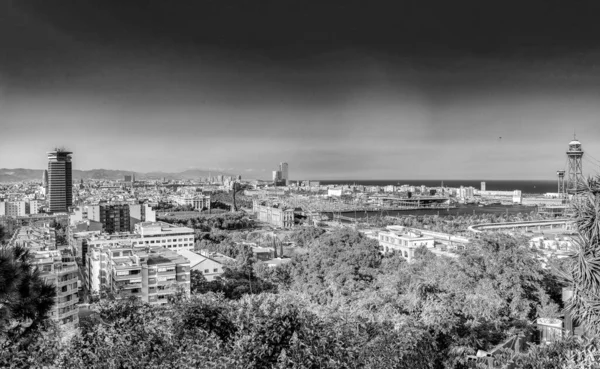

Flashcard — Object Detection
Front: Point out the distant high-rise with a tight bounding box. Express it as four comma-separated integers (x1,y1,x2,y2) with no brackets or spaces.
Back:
279,162,289,185
481,181,486,191
47,149,73,213
272,170,281,183
42,169,48,189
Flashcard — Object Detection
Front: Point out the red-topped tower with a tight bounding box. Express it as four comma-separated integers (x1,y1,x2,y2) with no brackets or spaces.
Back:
566,137,584,194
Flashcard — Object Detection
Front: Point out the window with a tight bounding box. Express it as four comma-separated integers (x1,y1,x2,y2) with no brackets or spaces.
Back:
213,268,218,273
204,269,209,273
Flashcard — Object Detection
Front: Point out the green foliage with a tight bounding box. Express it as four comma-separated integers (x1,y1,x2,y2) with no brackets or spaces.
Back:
563,175,600,334
0,245,56,334
288,226,326,247
161,211,254,231
290,229,382,303
490,335,600,369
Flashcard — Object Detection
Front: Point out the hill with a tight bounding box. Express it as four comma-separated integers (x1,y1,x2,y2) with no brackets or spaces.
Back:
0,168,236,183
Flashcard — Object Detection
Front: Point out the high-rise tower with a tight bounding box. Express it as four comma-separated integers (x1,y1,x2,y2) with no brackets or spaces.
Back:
47,149,73,213
279,162,289,185
42,169,49,191
566,137,584,194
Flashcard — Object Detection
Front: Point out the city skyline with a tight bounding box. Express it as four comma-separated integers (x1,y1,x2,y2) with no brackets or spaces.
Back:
2,1,600,179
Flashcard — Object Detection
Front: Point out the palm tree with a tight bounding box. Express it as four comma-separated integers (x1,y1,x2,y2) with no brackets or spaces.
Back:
0,245,56,335
561,175,600,335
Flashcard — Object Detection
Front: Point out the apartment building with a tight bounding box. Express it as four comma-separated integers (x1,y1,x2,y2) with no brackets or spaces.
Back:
86,245,190,304
12,225,79,328
378,228,435,262
33,250,80,328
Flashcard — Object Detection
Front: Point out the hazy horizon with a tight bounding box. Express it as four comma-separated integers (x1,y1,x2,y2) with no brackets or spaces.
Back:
2,1,600,180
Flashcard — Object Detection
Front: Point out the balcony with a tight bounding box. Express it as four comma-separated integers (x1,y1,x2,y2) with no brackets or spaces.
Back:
57,276,78,287
114,281,142,289
113,272,141,281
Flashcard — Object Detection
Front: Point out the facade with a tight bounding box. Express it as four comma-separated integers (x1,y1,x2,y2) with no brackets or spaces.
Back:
129,203,156,231
76,221,194,255
173,195,211,211
86,245,190,304
133,221,195,252
279,162,289,185
252,200,294,228
99,203,130,234
27,200,39,215
378,228,435,262
47,150,73,213
3,201,26,217
178,249,225,281
33,250,80,328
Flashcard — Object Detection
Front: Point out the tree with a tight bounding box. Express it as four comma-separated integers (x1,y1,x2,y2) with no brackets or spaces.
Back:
0,245,56,335
232,182,248,212
561,176,600,334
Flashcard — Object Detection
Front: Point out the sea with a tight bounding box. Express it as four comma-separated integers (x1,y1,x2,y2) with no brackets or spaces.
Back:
315,180,556,195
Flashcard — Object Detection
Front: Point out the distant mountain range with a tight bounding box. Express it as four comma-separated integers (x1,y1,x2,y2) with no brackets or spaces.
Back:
0,168,237,183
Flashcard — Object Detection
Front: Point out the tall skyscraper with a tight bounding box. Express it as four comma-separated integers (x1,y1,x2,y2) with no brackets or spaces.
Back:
481,181,486,191
42,169,48,189
279,162,289,185
47,149,73,213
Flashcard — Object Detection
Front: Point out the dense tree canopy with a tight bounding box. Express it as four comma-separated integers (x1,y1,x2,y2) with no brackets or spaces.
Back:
5,193,600,368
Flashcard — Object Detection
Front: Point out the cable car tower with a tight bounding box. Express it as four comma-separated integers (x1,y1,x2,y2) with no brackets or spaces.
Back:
566,136,584,195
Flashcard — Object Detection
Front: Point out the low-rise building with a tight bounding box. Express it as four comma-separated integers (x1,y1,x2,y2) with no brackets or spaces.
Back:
134,221,196,252
378,228,435,261
178,249,225,281
173,195,211,211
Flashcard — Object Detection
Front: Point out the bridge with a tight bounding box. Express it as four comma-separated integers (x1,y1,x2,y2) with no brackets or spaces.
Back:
468,219,573,233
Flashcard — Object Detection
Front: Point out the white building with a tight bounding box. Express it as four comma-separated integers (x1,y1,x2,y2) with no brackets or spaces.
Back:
173,195,210,211
27,200,39,215
133,221,196,252
327,188,343,197
513,190,522,204
3,201,27,217
178,249,225,281
378,228,435,262
82,221,195,253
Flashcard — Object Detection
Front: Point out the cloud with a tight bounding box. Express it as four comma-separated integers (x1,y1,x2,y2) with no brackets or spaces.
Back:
245,168,254,172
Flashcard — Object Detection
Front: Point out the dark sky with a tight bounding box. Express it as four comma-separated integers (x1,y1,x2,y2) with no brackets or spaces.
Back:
2,0,600,179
